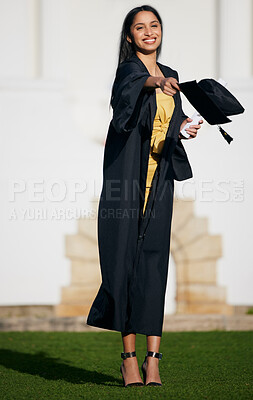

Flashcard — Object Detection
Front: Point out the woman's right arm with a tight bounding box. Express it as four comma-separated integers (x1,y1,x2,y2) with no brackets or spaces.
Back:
144,76,180,96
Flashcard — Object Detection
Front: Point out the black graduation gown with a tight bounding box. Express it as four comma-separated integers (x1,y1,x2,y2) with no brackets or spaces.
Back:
86,53,193,336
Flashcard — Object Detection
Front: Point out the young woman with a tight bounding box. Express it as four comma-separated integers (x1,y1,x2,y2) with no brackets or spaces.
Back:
86,5,203,387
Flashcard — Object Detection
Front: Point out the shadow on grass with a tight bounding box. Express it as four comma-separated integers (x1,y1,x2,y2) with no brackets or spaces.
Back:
0,349,122,387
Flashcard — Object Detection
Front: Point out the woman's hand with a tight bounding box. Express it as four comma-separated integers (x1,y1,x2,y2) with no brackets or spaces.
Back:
144,76,180,94
160,77,180,96
179,117,204,140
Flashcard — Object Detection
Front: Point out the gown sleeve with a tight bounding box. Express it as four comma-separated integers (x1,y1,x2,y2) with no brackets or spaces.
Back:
110,61,150,134
170,71,193,181
175,70,189,125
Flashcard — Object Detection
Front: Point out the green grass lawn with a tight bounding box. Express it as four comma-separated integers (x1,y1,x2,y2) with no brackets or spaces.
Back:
0,331,252,399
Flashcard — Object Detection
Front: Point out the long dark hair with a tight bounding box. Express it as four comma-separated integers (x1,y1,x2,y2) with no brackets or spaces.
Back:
117,5,163,67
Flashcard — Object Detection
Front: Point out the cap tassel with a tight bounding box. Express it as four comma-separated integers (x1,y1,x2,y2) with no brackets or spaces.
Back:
217,125,233,144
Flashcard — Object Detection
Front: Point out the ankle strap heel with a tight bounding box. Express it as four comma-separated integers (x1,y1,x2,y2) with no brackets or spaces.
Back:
121,350,136,360
120,351,144,387
141,351,163,386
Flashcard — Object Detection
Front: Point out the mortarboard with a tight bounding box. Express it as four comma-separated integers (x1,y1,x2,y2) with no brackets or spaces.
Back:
178,78,245,144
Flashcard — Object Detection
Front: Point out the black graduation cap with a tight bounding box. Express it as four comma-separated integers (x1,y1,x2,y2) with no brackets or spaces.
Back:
178,78,245,144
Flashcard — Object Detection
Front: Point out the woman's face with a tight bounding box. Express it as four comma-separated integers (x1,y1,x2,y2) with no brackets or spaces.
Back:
127,11,162,55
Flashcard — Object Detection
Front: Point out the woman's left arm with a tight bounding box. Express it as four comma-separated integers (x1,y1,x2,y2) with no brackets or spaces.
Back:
174,70,204,140
179,117,204,140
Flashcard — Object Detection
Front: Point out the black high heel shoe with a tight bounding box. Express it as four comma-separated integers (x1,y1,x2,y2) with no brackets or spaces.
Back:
141,351,163,386
120,351,144,387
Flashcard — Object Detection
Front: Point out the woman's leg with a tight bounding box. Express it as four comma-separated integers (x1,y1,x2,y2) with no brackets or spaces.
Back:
121,332,143,385
143,335,162,384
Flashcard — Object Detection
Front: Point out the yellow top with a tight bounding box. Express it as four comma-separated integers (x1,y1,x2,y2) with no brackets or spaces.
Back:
143,92,175,214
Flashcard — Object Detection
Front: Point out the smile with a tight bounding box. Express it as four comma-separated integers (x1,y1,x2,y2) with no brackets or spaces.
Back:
143,38,156,44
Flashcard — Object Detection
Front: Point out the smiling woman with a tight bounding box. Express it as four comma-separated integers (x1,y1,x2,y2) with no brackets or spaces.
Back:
118,6,163,65
127,15,162,50
86,4,203,388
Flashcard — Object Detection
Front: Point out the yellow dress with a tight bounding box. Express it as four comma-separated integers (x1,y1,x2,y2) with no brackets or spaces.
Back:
143,91,175,214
